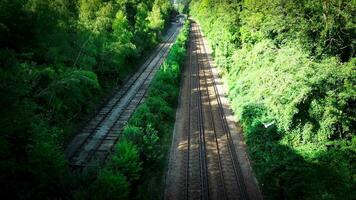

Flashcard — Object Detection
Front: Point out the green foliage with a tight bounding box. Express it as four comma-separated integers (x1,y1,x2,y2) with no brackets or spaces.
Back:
0,0,173,198
134,3,155,52
35,69,101,131
148,0,174,33
104,21,190,199
26,122,69,199
109,139,142,182
175,0,190,14
190,0,355,199
148,2,164,31
89,168,129,200
122,125,162,165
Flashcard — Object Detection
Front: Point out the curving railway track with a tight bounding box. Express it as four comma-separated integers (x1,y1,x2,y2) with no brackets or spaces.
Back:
165,21,262,200
65,23,181,169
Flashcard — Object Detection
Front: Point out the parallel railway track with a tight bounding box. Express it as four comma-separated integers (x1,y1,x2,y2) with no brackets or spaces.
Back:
66,24,181,168
186,24,209,199
182,22,249,200
198,26,249,200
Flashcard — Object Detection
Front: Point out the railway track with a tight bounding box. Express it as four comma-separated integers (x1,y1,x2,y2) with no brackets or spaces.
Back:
185,24,209,199
165,21,254,200
65,23,181,168
195,23,249,199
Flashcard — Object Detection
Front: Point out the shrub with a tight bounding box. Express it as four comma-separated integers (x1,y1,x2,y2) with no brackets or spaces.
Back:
90,168,129,200
109,140,141,182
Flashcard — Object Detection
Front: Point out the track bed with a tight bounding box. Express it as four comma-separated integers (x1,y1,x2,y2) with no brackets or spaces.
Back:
165,22,262,200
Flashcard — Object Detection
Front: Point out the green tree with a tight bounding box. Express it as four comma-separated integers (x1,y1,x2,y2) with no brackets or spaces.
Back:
109,139,142,182
148,1,164,32
90,168,129,200
110,10,136,65
134,2,155,51
0,0,174,198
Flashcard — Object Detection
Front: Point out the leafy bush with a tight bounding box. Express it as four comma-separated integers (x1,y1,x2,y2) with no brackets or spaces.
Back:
89,168,129,200
122,125,162,165
109,140,142,182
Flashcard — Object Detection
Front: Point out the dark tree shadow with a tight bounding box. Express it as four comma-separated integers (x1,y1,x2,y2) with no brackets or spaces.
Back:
240,103,354,200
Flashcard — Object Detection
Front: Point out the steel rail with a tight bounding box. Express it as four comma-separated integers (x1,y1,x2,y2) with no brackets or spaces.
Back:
96,29,181,164
69,25,180,166
197,25,249,200
193,24,209,200
186,24,193,200
195,23,228,200
80,29,181,166
68,28,177,159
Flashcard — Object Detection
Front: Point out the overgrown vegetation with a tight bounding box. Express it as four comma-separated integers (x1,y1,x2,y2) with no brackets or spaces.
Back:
0,0,175,198
174,0,190,14
88,21,190,199
190,0,355,199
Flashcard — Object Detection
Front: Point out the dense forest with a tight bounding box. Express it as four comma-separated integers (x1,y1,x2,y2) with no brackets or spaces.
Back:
190,0,355,199
0,0,178,198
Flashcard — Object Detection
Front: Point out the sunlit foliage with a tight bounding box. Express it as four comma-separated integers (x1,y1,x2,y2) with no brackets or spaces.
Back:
0,0,173,198
190,0,355,199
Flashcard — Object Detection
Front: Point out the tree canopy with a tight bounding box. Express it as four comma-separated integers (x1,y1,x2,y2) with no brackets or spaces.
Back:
0,0,173,198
